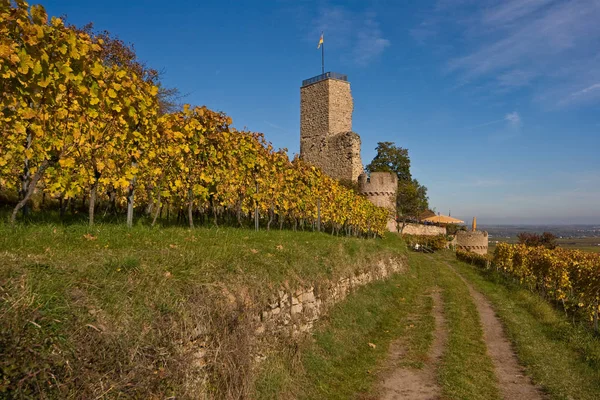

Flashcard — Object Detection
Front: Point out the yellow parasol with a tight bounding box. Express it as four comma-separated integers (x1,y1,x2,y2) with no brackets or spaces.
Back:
422,215,465,224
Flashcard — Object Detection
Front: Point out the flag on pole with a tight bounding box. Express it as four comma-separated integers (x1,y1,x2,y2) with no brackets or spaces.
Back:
317,32,324,49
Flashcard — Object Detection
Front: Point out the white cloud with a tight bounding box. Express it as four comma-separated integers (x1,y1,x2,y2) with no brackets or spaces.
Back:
481,0,556,25
497,70,535,89
353,14,390,66
410,19,438,44
415,0,600,107
264,120,284,130
568,83,600,99
467,111,521,130
504,111,521,127
313,7,390,66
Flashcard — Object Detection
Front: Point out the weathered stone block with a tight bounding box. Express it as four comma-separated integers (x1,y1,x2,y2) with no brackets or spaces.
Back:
291,302,303,315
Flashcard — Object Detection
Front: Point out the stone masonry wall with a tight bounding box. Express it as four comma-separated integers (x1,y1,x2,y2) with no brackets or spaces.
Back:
300,80,329,140
300,79,353,139
327,79,353,136
358,172,398,231
186,255,406,392
255,256,406,337
300,77,362,182
300,132,363,182
402,223,447,236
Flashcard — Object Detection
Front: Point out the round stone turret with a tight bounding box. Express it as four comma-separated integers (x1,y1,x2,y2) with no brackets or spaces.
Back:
358,172,397,231
455,230,489,255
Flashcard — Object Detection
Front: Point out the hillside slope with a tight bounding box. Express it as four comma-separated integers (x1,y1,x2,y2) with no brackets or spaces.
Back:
0,224,404,398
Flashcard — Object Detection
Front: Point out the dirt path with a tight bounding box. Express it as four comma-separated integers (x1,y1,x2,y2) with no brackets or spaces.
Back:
442,260,545,400
378,290,447,400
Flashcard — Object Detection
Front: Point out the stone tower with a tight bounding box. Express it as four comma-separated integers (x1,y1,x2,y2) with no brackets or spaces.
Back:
300,72,363,182
358,172,398,232
299,72,398,232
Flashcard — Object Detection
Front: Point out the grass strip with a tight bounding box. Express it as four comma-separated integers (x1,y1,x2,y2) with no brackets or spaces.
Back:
410,253,501,400
444,252,600,400
0,223,404,293
0,223,405,398
253,248,436,400
266,251,502,400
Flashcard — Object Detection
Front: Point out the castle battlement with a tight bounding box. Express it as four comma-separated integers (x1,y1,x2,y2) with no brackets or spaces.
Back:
358,172,398,195
358,172,396,213
454,230,489,255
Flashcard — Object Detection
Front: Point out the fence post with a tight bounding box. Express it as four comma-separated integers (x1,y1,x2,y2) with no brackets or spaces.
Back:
126,159,137,228
255,181,259,232
594,299,599,332
317,199,321,232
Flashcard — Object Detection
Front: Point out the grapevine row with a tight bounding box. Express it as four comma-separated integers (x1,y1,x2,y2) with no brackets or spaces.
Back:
0,2,389,236
457,245,600,329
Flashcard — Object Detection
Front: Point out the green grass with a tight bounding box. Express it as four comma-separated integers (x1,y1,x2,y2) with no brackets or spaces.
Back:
0,223,401,291
255,250,503,399
7,220,599,399
298,253,436,400
0,222,405,398
444,252,600,400
253,246,438,400
409,253,501,400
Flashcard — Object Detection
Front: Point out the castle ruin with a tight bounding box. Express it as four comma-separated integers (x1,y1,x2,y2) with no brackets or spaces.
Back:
300,72,397,230
300,72,364,182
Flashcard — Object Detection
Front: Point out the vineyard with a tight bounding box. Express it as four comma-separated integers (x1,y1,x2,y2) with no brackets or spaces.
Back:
457,245,600,330
0,2,389,235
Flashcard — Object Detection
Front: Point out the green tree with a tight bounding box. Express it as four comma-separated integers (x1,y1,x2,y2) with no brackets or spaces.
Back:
396,178,429,231
517,232,558,249
365,142,411,181
366,142,429,231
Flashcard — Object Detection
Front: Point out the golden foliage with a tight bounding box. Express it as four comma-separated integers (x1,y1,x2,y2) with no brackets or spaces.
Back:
490,244,600,323
0,2,388,236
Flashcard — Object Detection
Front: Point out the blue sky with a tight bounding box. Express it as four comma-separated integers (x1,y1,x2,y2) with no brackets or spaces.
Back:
45,0,600,224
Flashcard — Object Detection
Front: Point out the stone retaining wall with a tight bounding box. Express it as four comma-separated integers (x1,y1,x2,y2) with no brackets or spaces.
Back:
255,256,406,336
402,223,446,236
183,255,407,397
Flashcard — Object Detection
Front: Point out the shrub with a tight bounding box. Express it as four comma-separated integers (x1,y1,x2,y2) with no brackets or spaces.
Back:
516,232,558,249
456,249,492,269
446,224,466,235
403,234,448,251
458,243,600,330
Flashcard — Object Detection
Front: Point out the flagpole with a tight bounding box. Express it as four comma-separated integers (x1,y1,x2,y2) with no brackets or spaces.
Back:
321,42,324,74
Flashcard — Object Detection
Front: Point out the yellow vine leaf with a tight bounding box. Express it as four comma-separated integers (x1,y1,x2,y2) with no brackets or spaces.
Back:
59,158,75,168
21,108,36,119
38,76,51,88
32,61,42,75
91,62,103,77
0,44,12,57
